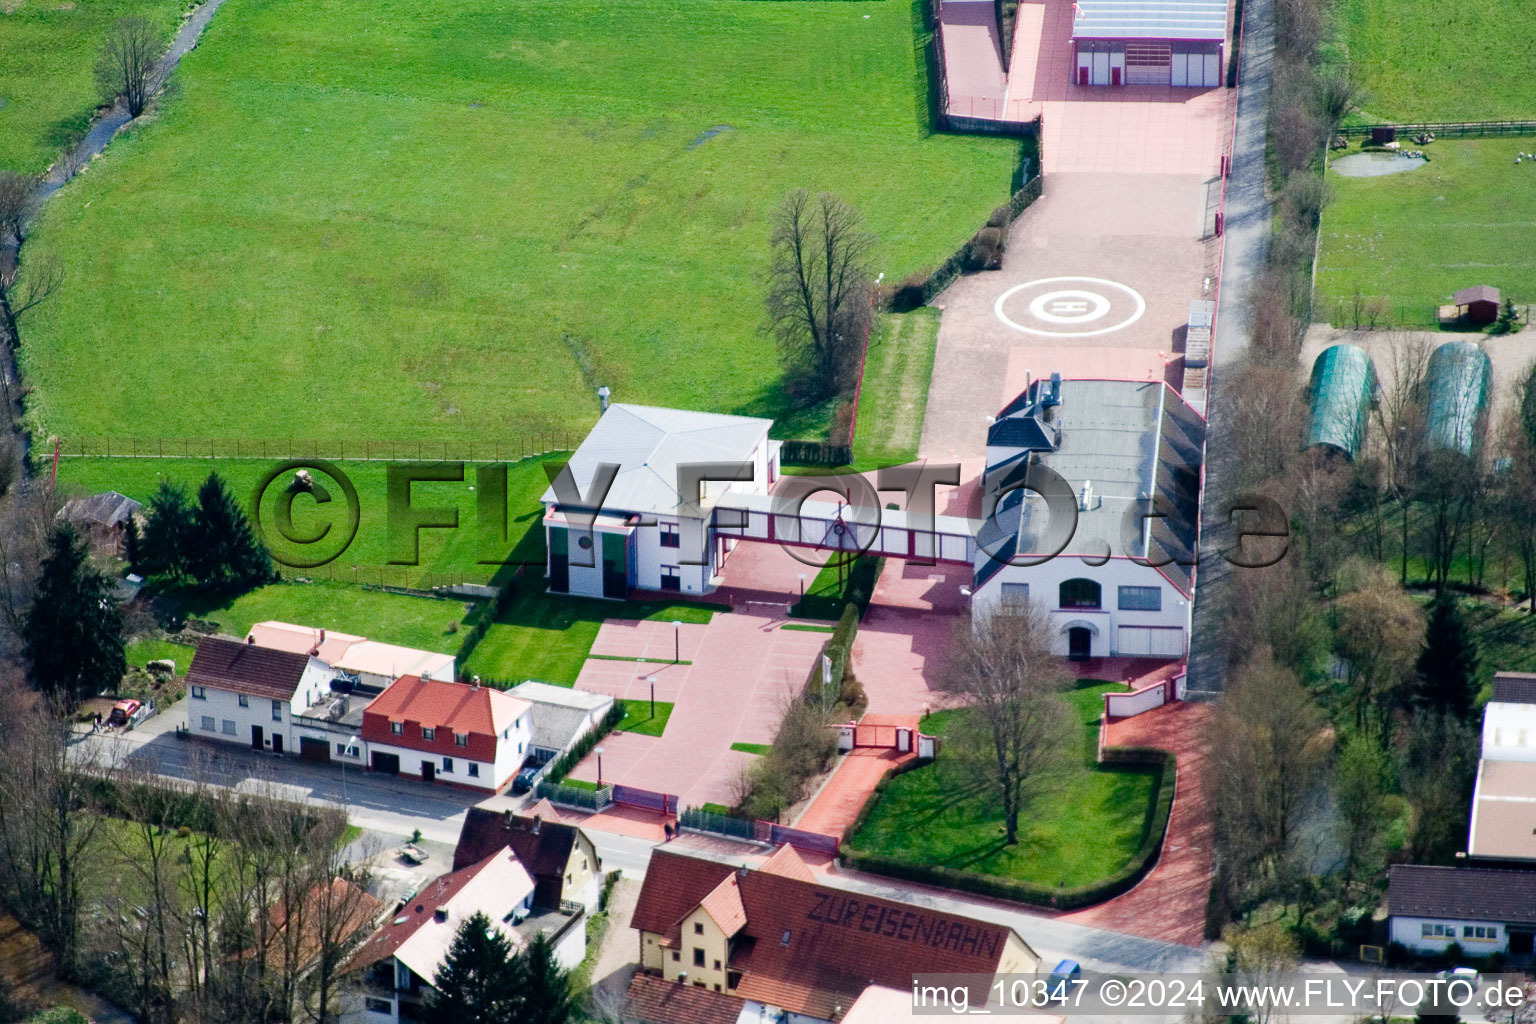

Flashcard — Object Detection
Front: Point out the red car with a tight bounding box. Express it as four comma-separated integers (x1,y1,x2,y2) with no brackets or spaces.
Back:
107,699,142,727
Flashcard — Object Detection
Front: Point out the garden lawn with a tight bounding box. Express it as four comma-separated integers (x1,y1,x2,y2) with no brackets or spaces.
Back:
18,0,1017,442
730,741,770,755
1339,0,1536,122
1315,140,1536,327
0,0,186,174
463,576,724,685
850,309,940,469
125,636,195,669
165,579,470,653
615,699,673,738
55,454,563,584
845,682,1161,889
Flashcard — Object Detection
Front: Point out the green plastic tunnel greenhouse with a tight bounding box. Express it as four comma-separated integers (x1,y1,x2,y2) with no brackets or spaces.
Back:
1425,341,1492,456
1305,344,1378,459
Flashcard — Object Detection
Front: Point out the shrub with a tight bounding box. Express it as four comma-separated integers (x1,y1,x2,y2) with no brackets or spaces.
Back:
964,227,1006,272
987,205,1011,229
887,270,928,313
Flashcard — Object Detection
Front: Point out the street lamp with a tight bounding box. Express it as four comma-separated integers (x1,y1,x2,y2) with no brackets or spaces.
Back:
647,676,657,719
595,746,605,786
797,573,807,599
672,620,681,664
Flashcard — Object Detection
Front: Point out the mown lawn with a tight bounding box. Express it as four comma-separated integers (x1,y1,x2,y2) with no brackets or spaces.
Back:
0,0,187,174
164,579,470,653
615,698,673,738
846,682,1161,888
124,636,195,669
1315,141,1536,326
850,308,940,469
1338,0,1536,122
55,454,563,583
462,575,724,684
18,0,1016,442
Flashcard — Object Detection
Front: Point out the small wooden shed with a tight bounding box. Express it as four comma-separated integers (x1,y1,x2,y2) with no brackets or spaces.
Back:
1454,285,1501,326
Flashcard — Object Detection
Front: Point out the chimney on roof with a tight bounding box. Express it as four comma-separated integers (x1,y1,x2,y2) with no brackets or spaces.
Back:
433,907,448,922
598,385,611,415
1046,372,1063,407
471,675,481,691
503,809,514,828
532,815,542,835
246,635,255,644
319,628,326,644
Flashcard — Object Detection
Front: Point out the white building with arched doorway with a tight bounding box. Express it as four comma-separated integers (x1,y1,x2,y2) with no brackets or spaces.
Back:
971,377,1205,660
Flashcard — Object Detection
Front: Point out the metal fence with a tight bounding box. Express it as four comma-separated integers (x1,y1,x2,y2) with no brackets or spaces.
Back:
756,821,840,856
48,435,578,462
679,807,758,842
1339,119,1536,139
611,785,678,815
536,781,614,811
273,562,511,594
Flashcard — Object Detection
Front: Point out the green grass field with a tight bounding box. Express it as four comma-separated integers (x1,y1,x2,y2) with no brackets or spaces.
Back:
846,683,1161,888
463,575,723,684
17,0,1016,443
1339,0,1536,122
0,0,187,174
1315,141,1536,326
615,698,673,737
730,741,770,755
124,635,195,669
850,308,939,468
55,454,563,583
167,579,470,652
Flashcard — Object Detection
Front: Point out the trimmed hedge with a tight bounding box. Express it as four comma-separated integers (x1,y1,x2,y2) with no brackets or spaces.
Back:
789,554,884,620
455,572,522,672
801,602,861,708
543,701,626,784
907,163,1043,307
839,746,1178,910
780,440,853,466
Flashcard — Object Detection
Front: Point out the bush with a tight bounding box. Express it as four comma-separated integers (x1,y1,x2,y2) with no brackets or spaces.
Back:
839,747,1177,910
887,270,929,313
987,205,1011,229
964,227,1006,272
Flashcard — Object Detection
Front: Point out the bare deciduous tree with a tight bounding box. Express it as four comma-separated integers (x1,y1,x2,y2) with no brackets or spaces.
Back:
1372,332,1432,583
938,604,1071,845
1208,649,1332,908
766,189,873,402
96,16,160,119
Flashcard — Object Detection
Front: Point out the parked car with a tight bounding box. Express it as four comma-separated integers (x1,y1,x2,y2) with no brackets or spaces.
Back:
1047,959,1082,993
512,765,541,795
107,699,142,727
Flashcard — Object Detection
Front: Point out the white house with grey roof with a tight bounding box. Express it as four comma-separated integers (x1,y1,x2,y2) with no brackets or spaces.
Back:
540,404,779,598
507,681,615,761
1071,0,1227,87
1468,673,1536,862
973,377,1205,660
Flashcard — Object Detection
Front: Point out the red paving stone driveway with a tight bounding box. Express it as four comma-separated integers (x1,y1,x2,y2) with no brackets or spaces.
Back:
1060,700,1214,947
851,560,969,715
567,544,833,809
795,714,920,839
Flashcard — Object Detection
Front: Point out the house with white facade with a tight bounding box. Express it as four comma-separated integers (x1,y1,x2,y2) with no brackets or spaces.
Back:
245,621,455,690
1388,863,1536,958
1469,672,1536,861
540,403,779,598
506,681,614,763
185,637,338,755
343,848,585,1024
359,676,532,791
972,377,1205,659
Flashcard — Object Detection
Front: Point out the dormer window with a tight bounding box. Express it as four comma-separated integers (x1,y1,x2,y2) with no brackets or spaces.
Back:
390,721,403,735
454,733,468,747
422,727,435,741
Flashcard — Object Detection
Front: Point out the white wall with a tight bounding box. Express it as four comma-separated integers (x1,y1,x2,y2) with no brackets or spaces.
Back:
972,556,1190,659
367,740,499,789
1483,702,1536,762
187,657,337,753
491,711,532,787
1390,915,1507,955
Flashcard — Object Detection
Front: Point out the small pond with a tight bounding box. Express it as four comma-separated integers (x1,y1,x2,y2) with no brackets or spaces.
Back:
1332,150,1428,178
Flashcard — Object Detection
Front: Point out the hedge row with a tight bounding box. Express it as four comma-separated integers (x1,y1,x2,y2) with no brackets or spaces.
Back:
780,440,853,466
803,602,861,708
543,701,626,784
455,572,523,672
838,746,1178,910
897,162,1044,310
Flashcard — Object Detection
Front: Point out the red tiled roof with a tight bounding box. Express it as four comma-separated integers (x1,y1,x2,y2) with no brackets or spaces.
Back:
187,637,311,701
757,843,816,884
349,857,487,971
1454,285,1500,306
632,850,1028,1020
699,874,747,937
623,974,747,1024
367,676,530,738
630,855,735,945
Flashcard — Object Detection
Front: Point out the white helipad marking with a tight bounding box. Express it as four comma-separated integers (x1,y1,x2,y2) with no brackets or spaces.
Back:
1029,288,1110,324
995,276,1147,337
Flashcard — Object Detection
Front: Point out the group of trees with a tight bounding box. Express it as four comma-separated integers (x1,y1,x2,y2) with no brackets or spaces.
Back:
128,473,275,592
426,913,573,1024
0,684,377,1024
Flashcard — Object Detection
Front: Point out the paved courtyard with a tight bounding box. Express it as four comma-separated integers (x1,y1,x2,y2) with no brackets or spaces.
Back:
566,546,833,808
